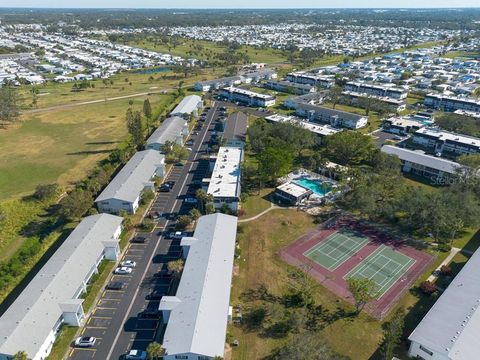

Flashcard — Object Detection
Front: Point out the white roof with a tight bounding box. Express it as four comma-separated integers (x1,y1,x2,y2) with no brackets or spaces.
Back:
409,248,480,359
95,150,164,203
146,116,187,148
0,214,123,358
159,214,238,358
382,145,462,175
277,181,312,198
207,147,242,199
265,114,340,137
415,127,480,149
170,95,202,116
223,86,275,100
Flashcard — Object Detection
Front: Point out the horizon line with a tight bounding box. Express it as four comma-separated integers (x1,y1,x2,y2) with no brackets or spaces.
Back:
1,6,480,10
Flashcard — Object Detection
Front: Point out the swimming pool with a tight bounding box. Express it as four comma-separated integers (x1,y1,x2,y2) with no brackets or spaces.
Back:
294,178,332,197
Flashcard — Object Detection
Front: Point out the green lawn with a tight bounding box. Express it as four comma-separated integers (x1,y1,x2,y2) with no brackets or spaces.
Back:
16,68,224,109
46,326,78,360
0,95,174,201
240,188,273,218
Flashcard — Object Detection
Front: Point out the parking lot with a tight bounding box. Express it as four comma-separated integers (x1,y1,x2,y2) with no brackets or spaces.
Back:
68,103,219,360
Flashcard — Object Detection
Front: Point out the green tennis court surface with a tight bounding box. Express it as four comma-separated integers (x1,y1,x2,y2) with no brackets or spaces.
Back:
303,230,369,271
345,245,416,298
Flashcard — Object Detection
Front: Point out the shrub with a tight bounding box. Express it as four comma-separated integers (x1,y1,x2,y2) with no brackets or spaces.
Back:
33,183,59,200
420,281,436,296
440,265,452,276
437,243,452,252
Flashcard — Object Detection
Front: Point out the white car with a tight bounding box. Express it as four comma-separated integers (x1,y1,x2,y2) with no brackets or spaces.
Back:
125,350,147,360
114,267,133,275
120,260,136,268
74,337,96,348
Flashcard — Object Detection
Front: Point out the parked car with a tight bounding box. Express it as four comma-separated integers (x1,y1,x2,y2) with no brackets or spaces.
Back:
106,281,124,290
131,236,146,244
138,308,161,319
175,162,184,167
146,290,164,300
149,211,161,220
125,350,147,360
114,267,133,275
166,180,175,187
159,184,171,192
120,260,136,268
168,231,185,239
74,337,96,348
184,197,198,204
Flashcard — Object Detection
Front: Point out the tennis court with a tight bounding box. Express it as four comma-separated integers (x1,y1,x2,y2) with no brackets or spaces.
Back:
345,245,416,298
303,230,369,271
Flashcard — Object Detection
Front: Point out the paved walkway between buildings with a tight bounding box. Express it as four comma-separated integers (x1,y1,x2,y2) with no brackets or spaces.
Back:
427,247,462,283
238,203,298,223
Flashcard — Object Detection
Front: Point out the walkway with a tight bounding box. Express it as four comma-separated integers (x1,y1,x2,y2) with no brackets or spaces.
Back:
239,203,295,223
427,247,462,282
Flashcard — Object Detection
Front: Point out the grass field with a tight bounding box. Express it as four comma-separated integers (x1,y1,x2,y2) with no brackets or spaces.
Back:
0,94,174,201
16,68,225,109
239,188,273,218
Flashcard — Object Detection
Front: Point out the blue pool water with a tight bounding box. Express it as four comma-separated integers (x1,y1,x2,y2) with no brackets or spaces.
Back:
294,178,332,197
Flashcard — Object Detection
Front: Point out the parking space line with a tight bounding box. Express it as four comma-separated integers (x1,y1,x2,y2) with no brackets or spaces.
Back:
85,326,108,330
96,306,117,310
91,316,112,320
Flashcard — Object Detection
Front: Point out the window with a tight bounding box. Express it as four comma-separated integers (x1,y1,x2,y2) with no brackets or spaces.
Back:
419,345,433,356
175,356,188,360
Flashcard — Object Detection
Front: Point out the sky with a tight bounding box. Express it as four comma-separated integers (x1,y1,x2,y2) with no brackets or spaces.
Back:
1,0,479,9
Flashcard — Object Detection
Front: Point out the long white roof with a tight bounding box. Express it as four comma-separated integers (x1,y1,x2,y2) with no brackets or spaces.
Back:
0,214,123,358
159,214,238,358
207,146,242,199
409,248,480,359
146,116,187,148
170,95,202,116
382,145,462,175
95,150,164,203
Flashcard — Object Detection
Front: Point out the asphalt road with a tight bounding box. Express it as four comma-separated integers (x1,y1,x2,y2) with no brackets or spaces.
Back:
68,102,219,360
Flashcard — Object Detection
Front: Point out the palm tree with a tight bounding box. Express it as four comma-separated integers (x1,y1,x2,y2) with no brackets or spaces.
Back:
12,351,28,360
167,259,184,278
196,189,213,214
146,342,165,360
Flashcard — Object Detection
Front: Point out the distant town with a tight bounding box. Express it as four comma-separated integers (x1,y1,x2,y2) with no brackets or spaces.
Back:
0,7,479,360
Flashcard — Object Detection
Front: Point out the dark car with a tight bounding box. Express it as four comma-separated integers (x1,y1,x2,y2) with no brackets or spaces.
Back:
146,290,164,300
166,180,176,187
131,236,146,244
138,308,162,319
159,185,170,192
106,281,124,290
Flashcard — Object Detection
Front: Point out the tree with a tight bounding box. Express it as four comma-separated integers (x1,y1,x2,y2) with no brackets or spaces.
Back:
175,214,192,230
274,332,347,360
126,108,145,149
140,189,155,205
167,259,184,277
33,183,59,200
196,189,213,214
419,280,437,296
143,98,153,134
257,147,295,183
358,96,376,116
12,351,28,360
146,342,165,360
347,277,379,314
0,85,20,126
57,189,93,220
323,131,376,166
189,208,201,222
379,308,405,360
327,85,344,109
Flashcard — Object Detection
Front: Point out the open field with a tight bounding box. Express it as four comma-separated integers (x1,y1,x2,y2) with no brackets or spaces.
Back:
0,94,172,201
123,37,289,64
15,67,225,109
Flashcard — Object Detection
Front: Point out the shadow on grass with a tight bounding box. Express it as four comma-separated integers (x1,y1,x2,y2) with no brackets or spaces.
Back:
67,149,113,155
